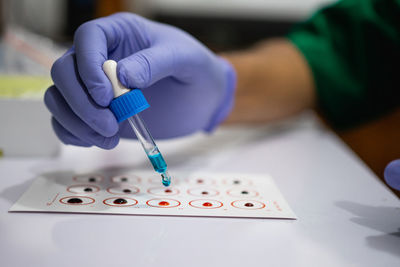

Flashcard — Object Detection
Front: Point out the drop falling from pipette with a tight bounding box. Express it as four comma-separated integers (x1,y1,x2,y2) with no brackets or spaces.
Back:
161,171,171,186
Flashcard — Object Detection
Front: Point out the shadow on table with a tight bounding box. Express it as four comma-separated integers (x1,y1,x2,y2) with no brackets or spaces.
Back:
336,201,400,258
0,178,35,204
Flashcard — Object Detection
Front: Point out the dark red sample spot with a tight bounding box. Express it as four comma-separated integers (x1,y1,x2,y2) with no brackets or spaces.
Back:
121,177,128,182
158,201,170,206
123,189,132,193
202,202,213,207
241,191,248,194
67,198,83,204
88,177,96,182
164,189,172,193
113,198,128,204
197,179,204,184
244,202,254,207
201,191,208,195
84,188,93,192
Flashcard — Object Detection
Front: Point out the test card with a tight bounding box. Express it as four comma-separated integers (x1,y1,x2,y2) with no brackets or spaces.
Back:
10,171,296,219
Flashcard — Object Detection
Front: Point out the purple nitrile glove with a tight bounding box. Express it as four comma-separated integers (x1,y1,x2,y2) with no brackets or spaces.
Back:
44,12,236,149
384,159,400,191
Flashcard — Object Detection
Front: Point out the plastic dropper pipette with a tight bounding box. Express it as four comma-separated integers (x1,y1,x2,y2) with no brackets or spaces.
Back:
103,60,172,187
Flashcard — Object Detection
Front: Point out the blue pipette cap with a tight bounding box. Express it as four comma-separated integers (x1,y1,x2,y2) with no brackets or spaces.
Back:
102,60,150,122
109,89,150,122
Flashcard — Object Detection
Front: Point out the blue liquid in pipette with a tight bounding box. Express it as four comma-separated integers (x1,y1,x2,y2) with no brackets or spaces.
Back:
148,153,170,186
148,153,167,172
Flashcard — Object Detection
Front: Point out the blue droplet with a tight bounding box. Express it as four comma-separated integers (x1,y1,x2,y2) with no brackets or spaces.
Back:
162,179,171,187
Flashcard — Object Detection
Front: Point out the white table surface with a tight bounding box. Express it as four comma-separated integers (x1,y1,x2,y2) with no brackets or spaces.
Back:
1,112,399,267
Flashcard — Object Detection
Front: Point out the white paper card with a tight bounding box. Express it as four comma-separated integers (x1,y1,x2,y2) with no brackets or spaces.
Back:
10,171,296,219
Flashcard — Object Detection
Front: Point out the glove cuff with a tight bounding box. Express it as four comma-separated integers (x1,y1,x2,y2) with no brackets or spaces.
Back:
204,57,237,132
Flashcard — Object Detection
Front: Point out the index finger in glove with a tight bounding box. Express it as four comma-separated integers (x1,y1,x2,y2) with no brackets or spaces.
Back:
73,17,118,107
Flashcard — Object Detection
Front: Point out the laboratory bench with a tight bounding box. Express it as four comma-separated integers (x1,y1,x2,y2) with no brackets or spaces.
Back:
0,112,399,267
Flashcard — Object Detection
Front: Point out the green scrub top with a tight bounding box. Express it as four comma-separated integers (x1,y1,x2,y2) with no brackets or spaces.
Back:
288,0,400,129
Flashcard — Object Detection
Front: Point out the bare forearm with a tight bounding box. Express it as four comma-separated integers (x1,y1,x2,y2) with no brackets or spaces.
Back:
222,38,316,124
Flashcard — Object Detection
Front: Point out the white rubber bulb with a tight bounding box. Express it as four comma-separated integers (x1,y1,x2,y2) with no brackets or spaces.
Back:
102,60,130,98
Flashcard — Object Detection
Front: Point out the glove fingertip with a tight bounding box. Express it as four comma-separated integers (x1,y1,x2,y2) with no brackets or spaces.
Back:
384,159,400,191
117,57,148,89
51,118,92,147
116,62,131,88
99,112,119,137
89,83,115,107
43,85,55,107
100,135,120,150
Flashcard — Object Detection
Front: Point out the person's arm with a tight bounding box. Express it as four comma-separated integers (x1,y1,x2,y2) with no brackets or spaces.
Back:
222,38,316,124
224,0,400,128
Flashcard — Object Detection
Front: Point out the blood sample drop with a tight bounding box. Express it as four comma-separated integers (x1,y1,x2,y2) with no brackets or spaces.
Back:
241,190,248,194
244,202,254,207
202,202,213,207
123,189,132,193
197,179,204,184
121,177,128,182
233,180,240,184
113,198,128,204
164,189,172,193
88,177,96,182
67,198,83,204
201,191,208,195
84,187,93,192
158,201,170,206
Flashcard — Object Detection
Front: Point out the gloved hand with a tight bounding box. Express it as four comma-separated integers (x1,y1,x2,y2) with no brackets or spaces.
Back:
384,159,400,191
44,12,236,149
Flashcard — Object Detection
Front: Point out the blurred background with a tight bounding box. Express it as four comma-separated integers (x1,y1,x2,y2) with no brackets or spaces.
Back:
0,0,399,196
2,0,335,50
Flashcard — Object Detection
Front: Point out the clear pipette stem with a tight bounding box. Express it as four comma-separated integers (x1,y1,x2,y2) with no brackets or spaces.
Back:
127,114,171,186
